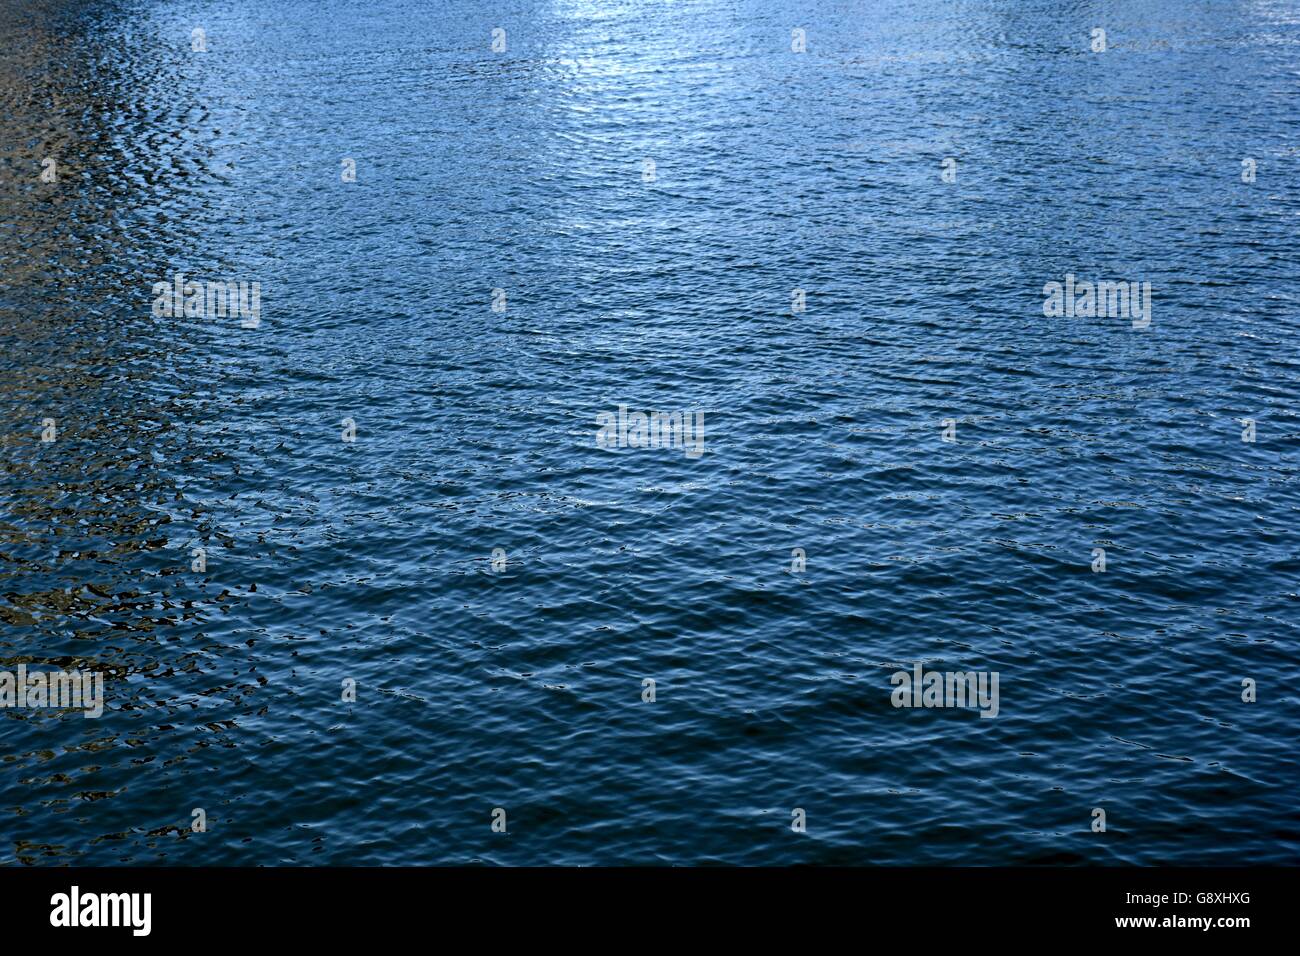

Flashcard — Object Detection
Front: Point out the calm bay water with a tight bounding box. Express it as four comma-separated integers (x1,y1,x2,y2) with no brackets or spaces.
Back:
1,0,1298,865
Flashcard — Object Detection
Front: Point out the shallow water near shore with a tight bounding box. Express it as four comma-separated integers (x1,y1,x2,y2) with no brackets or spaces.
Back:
1,0,1298,865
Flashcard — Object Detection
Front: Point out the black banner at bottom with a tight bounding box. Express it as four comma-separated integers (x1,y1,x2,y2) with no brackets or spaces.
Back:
0,866,1278,941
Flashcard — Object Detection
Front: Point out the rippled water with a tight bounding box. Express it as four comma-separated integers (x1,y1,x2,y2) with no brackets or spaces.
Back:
1,0,1298,865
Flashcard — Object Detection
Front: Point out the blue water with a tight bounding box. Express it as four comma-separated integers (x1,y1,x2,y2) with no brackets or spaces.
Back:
1,0,1298,865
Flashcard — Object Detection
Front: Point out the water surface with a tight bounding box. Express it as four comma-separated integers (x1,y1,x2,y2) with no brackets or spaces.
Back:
1,0,1298,865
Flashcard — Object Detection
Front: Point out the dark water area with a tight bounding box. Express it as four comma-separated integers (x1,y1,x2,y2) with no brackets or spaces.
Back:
1,0,1298,865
